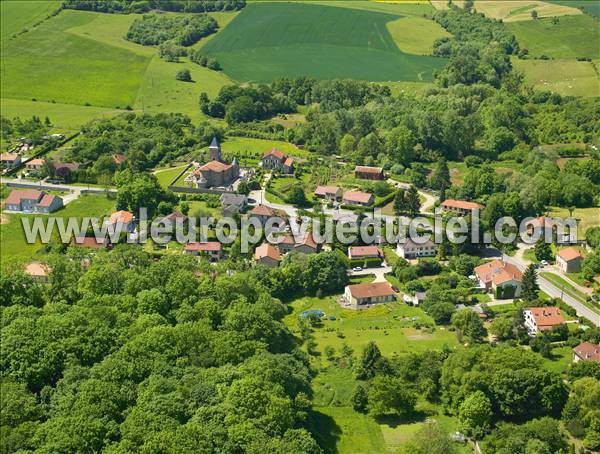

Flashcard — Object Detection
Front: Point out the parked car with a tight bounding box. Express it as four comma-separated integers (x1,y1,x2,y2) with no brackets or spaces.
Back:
540,260,548,267
352,267,362,272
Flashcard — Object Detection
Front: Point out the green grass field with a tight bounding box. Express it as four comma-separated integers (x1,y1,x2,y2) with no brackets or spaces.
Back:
386,15,451,55
512,58,600,97
0,193,115,267
546,0,600,17
0,0,60,40
201,2,447,82
508,15,600,59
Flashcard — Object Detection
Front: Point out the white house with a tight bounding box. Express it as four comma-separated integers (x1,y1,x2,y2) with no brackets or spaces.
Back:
397,238,436,259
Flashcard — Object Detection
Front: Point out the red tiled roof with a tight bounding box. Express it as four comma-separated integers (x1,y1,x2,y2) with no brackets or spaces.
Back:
72,236,109,249
280,232,318,250
573,342,600,363
284,157,294,167
185,241,222,252
26,158,44,167
527,307,565,330
110,210,134,224
24,262,50,277
197,160,232,173
348,282,396,299
4,189,44,205
36,194,57,207
314,186,340,196
0,153,20,161
255,243,281,261
162,212,187,223
355,166,383,174
349,245,382,259
342,191,373,204
474,260,522,285
441,199,485,210
529,216,555,229
557,247,582,262
112,154,126,164
250,204,275,217
263,148,286,161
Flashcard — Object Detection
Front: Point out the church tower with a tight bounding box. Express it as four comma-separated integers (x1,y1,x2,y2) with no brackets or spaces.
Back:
209,136,221,162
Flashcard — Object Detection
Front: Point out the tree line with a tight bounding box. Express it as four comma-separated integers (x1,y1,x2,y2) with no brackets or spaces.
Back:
63,0,245,14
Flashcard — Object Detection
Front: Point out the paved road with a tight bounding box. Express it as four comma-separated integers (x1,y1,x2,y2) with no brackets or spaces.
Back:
503,253,599,326
388,178,437,214
1,177,117,194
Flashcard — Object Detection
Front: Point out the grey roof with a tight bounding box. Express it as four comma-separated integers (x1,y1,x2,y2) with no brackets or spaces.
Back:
220,193,247,206
210,136,219,148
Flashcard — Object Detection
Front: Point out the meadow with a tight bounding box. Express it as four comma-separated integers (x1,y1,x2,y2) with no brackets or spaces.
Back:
432,0,582,21
512,58,600,97
546,0,600,16
508,15,600,58
200,2,447,82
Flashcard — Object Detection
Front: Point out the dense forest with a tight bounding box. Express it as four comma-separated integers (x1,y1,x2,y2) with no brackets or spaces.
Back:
63,0,246,14
126,14,218,47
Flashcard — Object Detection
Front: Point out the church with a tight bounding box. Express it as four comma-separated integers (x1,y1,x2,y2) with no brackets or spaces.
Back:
188,137,239,189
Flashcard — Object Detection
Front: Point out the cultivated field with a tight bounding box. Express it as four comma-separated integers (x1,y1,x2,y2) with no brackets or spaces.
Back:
509,15,600,58
431,0,582,21
200,2,447,82
512,58,600,97
546,0,600,16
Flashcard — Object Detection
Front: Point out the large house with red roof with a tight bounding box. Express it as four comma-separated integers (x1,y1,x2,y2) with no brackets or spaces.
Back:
348,245,383,262
573,342,600,363
277,232,320,255
255,243,281,268
440,199,485,216
261,148,294,174
184,241,222,262
474,260,523,299
0,153,22,168
314,186,343,202
342,190,374,206
524,307,566,335
344,282,396,307
556,247,583,273
4,189,63,213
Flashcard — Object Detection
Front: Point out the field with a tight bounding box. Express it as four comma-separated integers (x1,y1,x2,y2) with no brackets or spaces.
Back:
385,15,451,55
0,3,236,128
546,0,600,16
432,0,583,21
508,15,600,58
0,193,115,267
548,206,600,237
0,0,60,40
513,58,600,97
200,2,447,82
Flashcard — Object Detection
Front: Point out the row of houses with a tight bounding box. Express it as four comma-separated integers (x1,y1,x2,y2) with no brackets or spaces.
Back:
4,189,64,213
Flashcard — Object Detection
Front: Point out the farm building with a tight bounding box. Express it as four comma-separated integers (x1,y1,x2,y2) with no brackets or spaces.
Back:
556,247,583,273
343,282,396,307
4,189,63,213
261,148,294,174
397,238,436,259
354,166,384,180
524,307,566,336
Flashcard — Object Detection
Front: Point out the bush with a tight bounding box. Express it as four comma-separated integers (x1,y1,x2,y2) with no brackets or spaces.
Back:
126,14,217,47
175,69,192,82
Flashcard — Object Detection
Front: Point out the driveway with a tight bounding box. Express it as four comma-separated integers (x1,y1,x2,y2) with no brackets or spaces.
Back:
349,264,392,283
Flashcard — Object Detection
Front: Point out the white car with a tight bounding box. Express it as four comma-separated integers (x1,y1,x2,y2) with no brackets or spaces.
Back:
352,267,362,272
540,260,548,267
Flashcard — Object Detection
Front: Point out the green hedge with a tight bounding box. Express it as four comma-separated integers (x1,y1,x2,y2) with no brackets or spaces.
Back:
349,257,383,268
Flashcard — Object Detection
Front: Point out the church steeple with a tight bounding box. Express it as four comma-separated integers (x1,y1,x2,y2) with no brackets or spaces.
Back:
209,136,221,162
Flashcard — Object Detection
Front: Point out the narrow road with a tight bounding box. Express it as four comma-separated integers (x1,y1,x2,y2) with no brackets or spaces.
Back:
387,178,438,214
1,177,117,194
503,253,599,326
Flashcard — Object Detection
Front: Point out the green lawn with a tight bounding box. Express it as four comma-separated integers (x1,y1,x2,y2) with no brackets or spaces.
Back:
1,194,115,267
548,206,600,237
508,15,600,59
284,295,458,357
542,345,574,374
154,165,190,189
1,10,149,108
385,15,451,55
221,136,314,162
200,2,447,82
0,0,60,40
512,58,600,97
